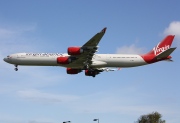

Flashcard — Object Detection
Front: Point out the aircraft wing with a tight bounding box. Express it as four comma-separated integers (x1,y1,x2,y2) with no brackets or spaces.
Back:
69,27,107,68
82,27,107,47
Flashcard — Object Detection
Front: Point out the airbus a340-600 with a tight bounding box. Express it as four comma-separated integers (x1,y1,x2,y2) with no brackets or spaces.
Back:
4,28,176,77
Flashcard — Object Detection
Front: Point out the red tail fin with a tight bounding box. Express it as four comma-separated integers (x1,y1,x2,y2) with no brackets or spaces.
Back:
147,35,175,56
141,35,175,64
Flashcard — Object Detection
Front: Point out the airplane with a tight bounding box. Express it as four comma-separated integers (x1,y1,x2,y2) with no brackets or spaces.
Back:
3,27,176,77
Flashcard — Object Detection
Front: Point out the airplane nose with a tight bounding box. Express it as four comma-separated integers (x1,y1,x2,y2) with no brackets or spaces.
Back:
3,58,8,62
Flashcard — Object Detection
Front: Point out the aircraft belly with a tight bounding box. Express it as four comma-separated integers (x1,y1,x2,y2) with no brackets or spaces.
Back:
106,55,147,67
91,61,107,67
13,57,57,66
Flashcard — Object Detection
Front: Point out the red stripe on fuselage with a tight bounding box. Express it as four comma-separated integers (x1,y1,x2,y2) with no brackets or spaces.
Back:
140,54,171,64
140,54,157,64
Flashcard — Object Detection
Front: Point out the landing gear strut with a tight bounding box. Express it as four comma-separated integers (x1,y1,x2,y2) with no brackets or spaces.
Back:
83,64,89,70
14,65,18,71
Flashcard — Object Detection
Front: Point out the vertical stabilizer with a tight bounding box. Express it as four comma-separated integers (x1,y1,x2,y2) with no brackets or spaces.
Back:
141,35,175,64
147,35,175,56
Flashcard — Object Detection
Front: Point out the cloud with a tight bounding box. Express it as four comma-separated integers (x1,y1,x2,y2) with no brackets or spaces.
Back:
0,23,36,40
163,21,180,47
116,21,180,54
17,89,79,103
116,44,145,54
0,23,71,101
0,113,56,123
63,87,179,118
0,28,16,38
0,65,68,95
28,120,52,123
163,21,180,48
163,21,180,38
0,23,39,58
0,113,25,123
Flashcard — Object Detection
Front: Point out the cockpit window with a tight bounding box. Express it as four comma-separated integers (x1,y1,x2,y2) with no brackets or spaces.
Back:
7,55,10,58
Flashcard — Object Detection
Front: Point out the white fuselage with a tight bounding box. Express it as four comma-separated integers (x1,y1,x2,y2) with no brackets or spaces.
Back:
4,53,148,68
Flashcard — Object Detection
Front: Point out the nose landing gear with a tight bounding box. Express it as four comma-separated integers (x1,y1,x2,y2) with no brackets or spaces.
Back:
14,65,18,71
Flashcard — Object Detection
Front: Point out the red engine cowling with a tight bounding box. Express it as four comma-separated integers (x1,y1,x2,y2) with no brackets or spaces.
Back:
57,57,71,64
85,70,99,77
67,68,82,74
68,47,83,55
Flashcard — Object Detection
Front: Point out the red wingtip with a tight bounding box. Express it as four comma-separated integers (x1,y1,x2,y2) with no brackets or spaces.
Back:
101,27,107,33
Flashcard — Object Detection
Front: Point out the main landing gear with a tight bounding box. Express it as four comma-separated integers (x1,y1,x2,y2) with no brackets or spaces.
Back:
83,64,89,70
14,65,18,71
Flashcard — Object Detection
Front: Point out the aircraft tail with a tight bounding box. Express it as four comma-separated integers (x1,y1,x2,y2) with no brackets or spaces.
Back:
147,35,175,56
155,47,176,60
141,35,176,63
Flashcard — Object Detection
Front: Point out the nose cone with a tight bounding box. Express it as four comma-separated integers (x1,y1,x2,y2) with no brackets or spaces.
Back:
3,58,8,62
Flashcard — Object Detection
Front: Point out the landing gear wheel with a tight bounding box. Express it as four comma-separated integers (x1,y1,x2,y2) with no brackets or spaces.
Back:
14,65,18,71
14,68,18,71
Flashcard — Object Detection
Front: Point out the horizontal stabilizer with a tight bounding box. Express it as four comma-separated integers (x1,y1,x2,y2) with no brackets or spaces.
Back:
164,59,173,62
155,47,176,59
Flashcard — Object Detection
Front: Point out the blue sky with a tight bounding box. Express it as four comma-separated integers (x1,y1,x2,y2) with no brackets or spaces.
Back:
0,1,180,123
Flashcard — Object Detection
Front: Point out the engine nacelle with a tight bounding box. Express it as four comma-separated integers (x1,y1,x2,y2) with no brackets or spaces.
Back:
68,47,83,55
57,57,71,64
67,68,82,74
85,70,99,77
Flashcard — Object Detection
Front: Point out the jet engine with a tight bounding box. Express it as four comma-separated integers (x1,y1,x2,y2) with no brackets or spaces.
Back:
68,47,83,55
57,57,71,64
66,68,82,74
85,70,99,77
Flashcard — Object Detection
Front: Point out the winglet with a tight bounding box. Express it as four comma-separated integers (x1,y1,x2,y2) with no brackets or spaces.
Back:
101,27,107,33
